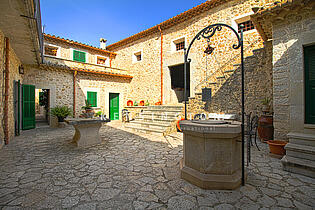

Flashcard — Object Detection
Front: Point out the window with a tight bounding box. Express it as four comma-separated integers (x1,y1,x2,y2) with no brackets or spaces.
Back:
97,56,107,65
73,50,86,63
87,91,97,107
172,37,185,52
304,45,315,124
136,54,142,61
44,45,58,56
176,41,185,51
238,20,255,33
133,51,142,62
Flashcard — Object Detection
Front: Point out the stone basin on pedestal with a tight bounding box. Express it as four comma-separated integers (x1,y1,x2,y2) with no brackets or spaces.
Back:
179,120,242,190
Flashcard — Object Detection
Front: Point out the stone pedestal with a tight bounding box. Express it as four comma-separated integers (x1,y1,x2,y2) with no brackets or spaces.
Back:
179,120,242,190
66,118,108,147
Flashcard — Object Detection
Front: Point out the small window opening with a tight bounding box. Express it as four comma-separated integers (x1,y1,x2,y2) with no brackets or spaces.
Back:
134,52,142,62
44,45,58,56
238,20,255,33
176,41,185,51
97,56,107,65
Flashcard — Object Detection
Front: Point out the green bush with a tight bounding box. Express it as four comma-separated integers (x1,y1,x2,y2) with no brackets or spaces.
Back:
50,106,72,121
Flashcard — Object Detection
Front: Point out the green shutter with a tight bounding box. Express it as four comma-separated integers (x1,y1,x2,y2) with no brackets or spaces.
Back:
305,45,315,124
87,91,97,107
22,84,35,130
73,50,86,62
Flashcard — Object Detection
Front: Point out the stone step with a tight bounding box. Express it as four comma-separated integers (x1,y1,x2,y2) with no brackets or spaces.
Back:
124,124,165,134
288,132,315,147
135,116,177,122
139,112,179,118
285,143,315,161
143,109,182,113
146,105,183,111
128,121,171,129
224,70,235,73
216,76,225,79
281,155,315,178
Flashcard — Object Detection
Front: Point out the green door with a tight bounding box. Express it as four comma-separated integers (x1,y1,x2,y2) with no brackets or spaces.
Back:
22,84,35,130
305,45,315,124
109,93,119,120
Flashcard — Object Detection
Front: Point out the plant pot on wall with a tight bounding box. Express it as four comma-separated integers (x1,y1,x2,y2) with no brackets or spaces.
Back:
127,100,133,106
258,115,274,142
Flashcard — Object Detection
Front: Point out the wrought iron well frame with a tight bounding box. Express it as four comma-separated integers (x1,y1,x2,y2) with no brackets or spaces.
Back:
183,23,245,185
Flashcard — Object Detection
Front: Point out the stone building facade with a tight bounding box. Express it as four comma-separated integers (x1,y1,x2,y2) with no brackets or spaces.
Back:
108,0,275,118
252,0,315,177
0,0,42,147
23,35,133,121
0,30,23,147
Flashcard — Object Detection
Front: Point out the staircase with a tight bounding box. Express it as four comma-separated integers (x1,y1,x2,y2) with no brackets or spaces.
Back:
124,105,183,135
282,132,315,178
187,36,267,115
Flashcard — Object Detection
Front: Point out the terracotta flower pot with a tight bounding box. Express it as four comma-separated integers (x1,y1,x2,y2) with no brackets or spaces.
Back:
258,115,274,142
127,100,133,106
267,140,287,156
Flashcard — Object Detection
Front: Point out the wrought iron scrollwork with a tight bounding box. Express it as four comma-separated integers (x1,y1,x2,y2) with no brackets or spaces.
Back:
185,23,241,58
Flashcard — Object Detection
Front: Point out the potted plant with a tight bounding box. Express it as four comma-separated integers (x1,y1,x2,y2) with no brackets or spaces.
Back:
81,100,94,118
258,97,274,142
134,101,138,106
261,97,271,114
127,100,133,106
145,100,150,106
50,106,72,122
139,100,145,106
82,100,93,112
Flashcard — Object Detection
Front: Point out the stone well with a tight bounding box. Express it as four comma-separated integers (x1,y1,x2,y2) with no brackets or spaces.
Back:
179,120,242,190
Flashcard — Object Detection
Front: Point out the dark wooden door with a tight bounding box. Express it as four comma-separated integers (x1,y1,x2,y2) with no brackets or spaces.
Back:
305,45,315,124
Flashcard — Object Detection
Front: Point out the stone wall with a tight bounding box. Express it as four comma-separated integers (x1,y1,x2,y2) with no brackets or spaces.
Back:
75,73,130,119
0,30,23,147
187,42,273,120
272,13,315,139
23,67,73,119
23,66,131,121
110,0,276,106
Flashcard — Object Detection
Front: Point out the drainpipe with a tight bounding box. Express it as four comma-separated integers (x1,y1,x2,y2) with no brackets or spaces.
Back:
109,54,113,68
4,37,9,145
73,71,77,118
158,25,163,105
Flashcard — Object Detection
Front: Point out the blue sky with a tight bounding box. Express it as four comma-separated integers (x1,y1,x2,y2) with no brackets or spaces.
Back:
41,0,206,47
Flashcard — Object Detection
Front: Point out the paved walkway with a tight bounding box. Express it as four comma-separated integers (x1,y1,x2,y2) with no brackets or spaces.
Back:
0,122,314,209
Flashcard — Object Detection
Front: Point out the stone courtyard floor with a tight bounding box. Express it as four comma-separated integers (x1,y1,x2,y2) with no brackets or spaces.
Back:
0,122,314,210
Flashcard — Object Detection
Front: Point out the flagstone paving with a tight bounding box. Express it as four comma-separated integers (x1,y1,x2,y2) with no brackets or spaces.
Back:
0,122,314,209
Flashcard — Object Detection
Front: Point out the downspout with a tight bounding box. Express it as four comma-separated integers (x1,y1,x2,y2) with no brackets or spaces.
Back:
158,26,163,105
4,38,9,145
109,54,113,68
73,71,77,118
